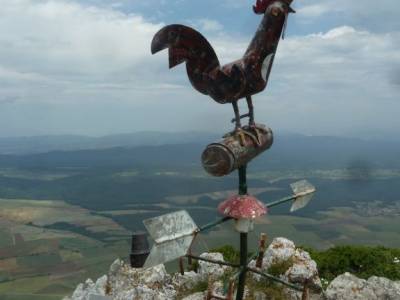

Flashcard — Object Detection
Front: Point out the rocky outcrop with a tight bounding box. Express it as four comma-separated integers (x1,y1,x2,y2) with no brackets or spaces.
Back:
325,272,400,300
248,237,322,300
64,238,400,300
64,259,176,300
198,252,229,280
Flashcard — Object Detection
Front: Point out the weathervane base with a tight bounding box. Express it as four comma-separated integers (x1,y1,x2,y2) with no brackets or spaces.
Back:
202,126,273,177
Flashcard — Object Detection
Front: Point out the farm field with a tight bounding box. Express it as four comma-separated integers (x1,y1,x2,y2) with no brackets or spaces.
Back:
0,199,130,300
0,137,400,299
1,174,400,299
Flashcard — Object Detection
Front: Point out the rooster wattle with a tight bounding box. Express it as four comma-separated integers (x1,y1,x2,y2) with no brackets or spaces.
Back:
151,0,295,144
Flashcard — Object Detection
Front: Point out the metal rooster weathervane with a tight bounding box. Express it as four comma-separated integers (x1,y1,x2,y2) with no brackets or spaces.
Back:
151,0,295,145
133,1,317,299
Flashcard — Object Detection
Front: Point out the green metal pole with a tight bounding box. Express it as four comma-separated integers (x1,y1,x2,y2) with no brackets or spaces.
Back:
236,165,248,300
236,232,248,300
265,195,296,209
238,165,248,195
198,216,232,232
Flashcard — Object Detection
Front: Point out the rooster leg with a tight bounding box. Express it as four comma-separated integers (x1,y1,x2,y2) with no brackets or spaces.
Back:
246,96,262,146
232,101,242,129
246,95,255,126
232,101,246,145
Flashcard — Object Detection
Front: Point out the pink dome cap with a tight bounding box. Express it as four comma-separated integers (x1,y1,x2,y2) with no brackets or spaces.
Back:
218,194,267,219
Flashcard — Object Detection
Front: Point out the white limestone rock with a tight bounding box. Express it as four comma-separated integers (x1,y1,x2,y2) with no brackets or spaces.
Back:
113,285,176,300
88,295,112,300
65,240,400,300
209,280,225,298
109,259,123,275
68,278,109,300
326,273,374,300
285,248,322,291
253,291,267,300
367,276,400,299
93,275,108,295
249,238,322,300
181,292,206,300
262,237,296,269
69,279,96,300
326,273,400,300
172,271,203,290
198,252,228,279
66,259,174,300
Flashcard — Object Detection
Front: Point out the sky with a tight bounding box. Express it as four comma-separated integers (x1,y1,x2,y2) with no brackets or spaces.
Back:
0,0,399,138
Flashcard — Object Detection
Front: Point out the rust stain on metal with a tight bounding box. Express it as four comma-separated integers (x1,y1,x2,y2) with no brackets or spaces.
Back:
202,125,273,177
151,0,295,130
256,233,267,268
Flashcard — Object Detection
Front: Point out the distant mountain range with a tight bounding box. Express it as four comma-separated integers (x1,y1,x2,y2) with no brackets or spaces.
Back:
0,132,400,170
0,131,219,155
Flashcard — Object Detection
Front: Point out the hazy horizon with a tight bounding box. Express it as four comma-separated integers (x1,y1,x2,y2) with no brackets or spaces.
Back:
1,128,399,141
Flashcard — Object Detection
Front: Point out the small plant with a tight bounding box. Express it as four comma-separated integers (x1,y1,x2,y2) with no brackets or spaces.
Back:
267,258,294,277
190,280,209,293
176,280,209,298
210,245,240,264
105,281,112,295
246,276,286,300
301,245,400,281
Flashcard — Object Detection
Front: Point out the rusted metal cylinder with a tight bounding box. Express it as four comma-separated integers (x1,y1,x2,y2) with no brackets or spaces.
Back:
201,125,273,177
130,233,150,268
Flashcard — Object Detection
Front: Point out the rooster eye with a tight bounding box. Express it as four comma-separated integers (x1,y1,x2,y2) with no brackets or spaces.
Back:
271,7,281,16
168,31,176,39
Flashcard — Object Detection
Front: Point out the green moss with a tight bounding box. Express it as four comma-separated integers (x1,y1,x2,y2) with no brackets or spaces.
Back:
267,258,294,277
176,280,209,298
210,245,240,264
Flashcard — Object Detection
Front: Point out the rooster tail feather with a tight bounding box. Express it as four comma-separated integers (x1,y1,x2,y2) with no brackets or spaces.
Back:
168,48,188,69
151,24,220,94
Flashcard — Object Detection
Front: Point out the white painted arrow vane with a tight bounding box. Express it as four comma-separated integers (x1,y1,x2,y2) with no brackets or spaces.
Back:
290,180,316,212
143,210,199,268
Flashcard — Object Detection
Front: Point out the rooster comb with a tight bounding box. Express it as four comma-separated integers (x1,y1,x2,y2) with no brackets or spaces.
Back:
253,0,294,14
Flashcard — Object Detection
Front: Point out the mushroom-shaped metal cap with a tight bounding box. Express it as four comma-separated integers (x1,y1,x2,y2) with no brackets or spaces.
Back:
218,194,267,219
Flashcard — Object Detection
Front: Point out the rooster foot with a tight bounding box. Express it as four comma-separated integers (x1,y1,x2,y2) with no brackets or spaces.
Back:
249,124,262,147
234,128,247,146
240,124,268,147
232,127,260,146
227,126,264,147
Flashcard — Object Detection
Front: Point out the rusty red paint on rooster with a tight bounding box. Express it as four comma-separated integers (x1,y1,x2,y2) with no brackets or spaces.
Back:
151,0,295,117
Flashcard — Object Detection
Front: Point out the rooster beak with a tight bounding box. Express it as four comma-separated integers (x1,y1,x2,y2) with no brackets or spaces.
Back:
288,6,296,13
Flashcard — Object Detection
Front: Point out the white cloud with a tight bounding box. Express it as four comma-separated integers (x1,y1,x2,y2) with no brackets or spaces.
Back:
295,0,400,32
0,0,164,96
0,0,399,137
297,3,332,18
195,19,224,32
260,26,400,136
